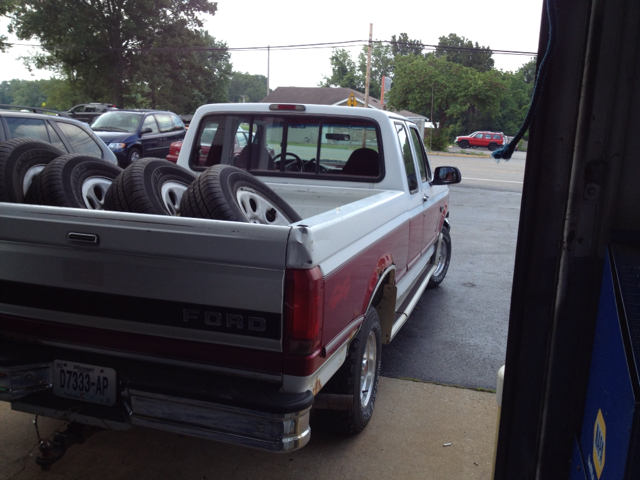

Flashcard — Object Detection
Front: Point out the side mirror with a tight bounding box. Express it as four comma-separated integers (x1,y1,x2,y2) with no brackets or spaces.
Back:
140,127,153,135
432,166,462,185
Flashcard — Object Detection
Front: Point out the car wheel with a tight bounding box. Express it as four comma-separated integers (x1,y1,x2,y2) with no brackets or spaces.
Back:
25,154,122,210
127,147,142,165
459,140,470,149
428,225,452,288
0,137,65,203
180,164,302,224
487,143,498,151
104,158,195,215
471,145,478,149
319,308,382,435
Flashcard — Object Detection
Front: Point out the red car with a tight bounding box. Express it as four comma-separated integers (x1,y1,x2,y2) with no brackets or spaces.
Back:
455,131,506,151
166,128,249,164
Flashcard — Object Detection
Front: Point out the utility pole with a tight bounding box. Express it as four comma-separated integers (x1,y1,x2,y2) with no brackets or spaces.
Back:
363,24,373,109
267,45,270,96
430,85,434,151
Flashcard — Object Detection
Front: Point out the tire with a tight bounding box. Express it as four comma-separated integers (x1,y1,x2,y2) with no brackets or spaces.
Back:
180,164,302,224
104,158,195,215
0,137,65,203
25,154,122,210
127,147,142,166
487,143,498,151
458,140,470,149
320,308,382,435
428,225,452,288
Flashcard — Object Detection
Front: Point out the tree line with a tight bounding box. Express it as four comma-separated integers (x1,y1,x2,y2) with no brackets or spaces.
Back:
320,33,536,150
0,0,268,113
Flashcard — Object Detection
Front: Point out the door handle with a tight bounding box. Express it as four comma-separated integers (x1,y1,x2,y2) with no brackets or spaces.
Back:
423,194,429,202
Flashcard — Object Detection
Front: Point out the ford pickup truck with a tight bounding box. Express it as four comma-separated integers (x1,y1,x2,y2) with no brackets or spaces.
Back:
0,103,461,462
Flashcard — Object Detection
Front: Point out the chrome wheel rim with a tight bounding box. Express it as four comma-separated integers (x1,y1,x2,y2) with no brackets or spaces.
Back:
236,187,290,225
129,150,141,162
81,177,113,210
360,330,377,408
434,237,448,277
22,164,45,196
160,181,189,215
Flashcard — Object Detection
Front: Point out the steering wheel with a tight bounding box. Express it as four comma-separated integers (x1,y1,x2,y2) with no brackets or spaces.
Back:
273,152,304,172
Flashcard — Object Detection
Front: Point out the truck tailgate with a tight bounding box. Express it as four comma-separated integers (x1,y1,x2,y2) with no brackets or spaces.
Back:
0,204,291,370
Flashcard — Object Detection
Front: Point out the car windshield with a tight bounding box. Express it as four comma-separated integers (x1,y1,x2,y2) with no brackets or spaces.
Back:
91,112,143,133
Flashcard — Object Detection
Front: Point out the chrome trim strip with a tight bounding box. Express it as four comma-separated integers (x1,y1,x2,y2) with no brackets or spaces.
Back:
391,263,437,342
323,316,364,356
0,303,282,352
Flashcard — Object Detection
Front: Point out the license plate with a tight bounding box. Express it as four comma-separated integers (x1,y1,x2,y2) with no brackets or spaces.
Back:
53,360,117,406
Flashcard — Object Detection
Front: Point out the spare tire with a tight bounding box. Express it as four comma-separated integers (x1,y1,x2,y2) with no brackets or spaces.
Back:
25,154,123,210
180,164,302,225
0,137,65,203
104,157,195,215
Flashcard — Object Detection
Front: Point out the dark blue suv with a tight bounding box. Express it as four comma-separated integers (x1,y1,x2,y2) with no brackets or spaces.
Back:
91,110,186,167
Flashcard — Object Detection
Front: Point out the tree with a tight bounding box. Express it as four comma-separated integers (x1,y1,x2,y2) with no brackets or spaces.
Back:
135,30,232,113
6,0,223,108
389,55,506,150
319,48,362,91
390,33,423,57
519,57,538,84
229,72,269,103
435,33,494,72
357,42,394,99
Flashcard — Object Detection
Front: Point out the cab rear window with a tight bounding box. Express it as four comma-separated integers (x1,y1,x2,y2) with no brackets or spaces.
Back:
189,114,383,181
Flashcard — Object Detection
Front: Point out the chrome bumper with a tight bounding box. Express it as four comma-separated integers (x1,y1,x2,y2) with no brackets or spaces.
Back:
0,362,311,453
127,390,310,452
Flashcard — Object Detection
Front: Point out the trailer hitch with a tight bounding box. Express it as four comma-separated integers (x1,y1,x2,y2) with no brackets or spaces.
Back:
35,422,100,471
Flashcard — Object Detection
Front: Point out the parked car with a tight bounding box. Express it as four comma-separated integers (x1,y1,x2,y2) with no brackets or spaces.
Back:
455,131,507,151
65,103,118,124
0,110,117,164
166,127,250,164
91,110,186,167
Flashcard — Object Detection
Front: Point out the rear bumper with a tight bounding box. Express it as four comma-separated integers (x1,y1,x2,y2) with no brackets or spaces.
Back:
0,359,313,453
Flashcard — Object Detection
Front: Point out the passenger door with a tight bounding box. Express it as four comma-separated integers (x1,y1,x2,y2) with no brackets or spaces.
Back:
395,122,424,271
408,126,440,250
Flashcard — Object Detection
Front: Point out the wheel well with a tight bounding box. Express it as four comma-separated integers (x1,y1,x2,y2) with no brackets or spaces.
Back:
368,268,396,336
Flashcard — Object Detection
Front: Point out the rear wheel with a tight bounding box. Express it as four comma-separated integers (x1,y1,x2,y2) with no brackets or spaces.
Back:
0,137,64,203
320,308,382,435
104,158,195,215
487,143,498,151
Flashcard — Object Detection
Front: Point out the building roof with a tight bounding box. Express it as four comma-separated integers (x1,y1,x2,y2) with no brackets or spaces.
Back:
260,87,426,120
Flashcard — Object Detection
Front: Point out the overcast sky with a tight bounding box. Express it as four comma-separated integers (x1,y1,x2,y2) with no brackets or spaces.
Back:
1,0,544,89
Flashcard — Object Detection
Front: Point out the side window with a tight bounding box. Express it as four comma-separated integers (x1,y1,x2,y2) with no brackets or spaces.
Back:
85,106,96,113
409,127,430,182
142,115,159,133
170,113,185,131
396,123,418,192
155,113,176,133
6,117,50,142
56,122,103,158
477,134,484,139
45,122,69,152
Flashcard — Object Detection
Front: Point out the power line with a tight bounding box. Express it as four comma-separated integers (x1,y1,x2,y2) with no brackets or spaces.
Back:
5,39,537,57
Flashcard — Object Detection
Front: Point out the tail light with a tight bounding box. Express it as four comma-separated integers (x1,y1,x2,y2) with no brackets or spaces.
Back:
284,267,324,355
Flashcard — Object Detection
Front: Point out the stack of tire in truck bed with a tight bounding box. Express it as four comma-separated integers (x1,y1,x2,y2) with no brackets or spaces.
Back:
0,138,301,225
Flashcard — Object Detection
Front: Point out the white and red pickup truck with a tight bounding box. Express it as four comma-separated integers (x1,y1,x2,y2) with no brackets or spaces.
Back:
0,103,460,462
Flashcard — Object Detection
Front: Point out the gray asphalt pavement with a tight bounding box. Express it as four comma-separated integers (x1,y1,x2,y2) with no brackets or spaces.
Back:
381,151,524,390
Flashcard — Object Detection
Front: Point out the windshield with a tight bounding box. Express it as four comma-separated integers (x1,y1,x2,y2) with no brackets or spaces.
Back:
92,112,143,133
